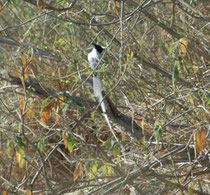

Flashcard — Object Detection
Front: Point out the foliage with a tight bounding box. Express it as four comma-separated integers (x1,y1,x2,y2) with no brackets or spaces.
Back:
0,0,209,194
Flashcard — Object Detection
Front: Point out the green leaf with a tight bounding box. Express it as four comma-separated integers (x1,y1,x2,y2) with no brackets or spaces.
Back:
15,136,26,168
113,144,120,157
188,186,194,195
141,136,145,144
67,134,75,153
91,111,95,120
92,162,98,173
16,136,26,148
6,140,13,158
62,103,69,116
41,97,51,111
154,121,162,143
207,94,210,105
103,164,112,176
37,137,45,152
55,38,65,47
172,64,179,88
103,138,115,148
169,43,176,55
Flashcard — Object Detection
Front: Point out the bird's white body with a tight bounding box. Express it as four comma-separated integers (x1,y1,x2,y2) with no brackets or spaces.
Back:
88,48,102,70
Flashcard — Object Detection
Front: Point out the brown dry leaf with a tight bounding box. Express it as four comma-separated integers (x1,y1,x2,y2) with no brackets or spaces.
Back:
28,103,35,118
3,190,8,195
196,129,206,153
40,101,54,124
179,38,189,55
74,162,83,182
0,149,7,156
19,95,26,112
121,133,129,141
63,133,68,149
113,8,118,16
21,56,28,66
37,0,46,11
183,56,200,78
21,56,31,80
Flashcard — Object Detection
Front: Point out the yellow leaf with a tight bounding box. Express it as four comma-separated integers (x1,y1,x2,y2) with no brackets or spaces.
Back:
196,129,206,153
26,190,32,195
16,151,25,168
74,162,83,182
130,89,134,99
22,56,28,66
179,38,189,55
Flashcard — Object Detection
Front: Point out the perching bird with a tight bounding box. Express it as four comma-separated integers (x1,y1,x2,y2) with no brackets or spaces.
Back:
88,43,119,142
88,43,106,113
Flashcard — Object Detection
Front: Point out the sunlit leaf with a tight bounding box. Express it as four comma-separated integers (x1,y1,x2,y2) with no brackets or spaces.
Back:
16,150,25,168
91,111,95,120
103,164,112,176
63,133,75,153
74,162,83,182
113,144,120,157
196,129,206,153
179,38,189,55
92,162,98,173
168,42,176,55
3,190,8,195
26,190,32,195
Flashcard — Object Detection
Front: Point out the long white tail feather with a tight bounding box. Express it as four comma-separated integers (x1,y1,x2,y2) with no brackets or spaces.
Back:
93,75,119,143
93,74,106,113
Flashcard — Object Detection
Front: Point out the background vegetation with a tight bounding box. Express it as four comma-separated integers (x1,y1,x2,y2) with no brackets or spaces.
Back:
0,0,209,194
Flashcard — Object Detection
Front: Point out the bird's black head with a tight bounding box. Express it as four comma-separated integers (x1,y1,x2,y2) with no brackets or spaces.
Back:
93,44,104,53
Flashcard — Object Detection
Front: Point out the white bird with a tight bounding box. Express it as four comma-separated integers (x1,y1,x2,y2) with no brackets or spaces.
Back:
88,44,106,113
88,44,119,143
